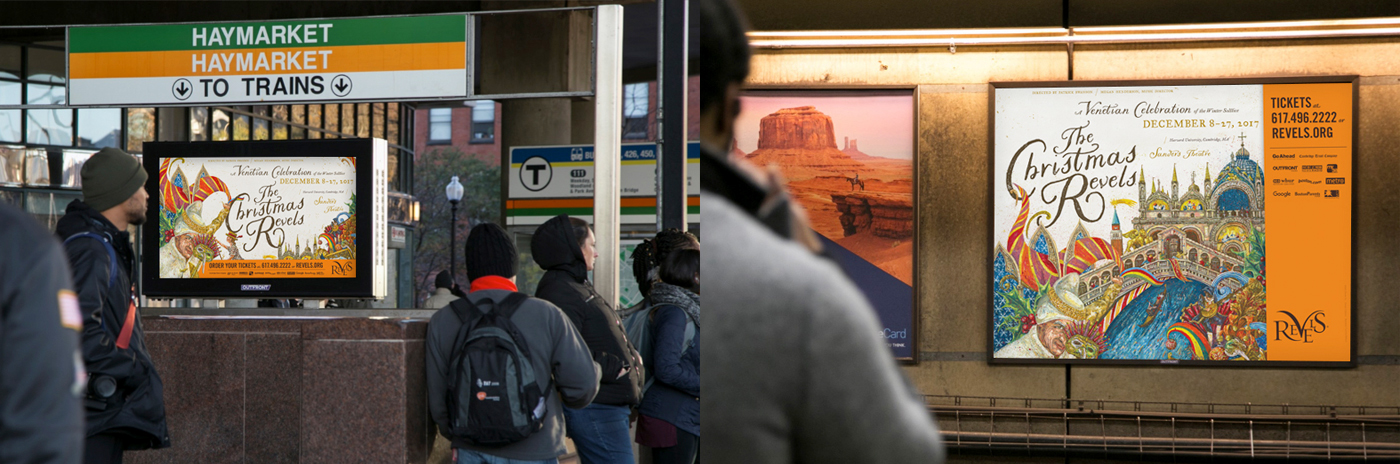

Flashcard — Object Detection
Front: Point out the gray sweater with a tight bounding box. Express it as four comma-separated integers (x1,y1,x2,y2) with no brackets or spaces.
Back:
701,192,946,463
426,289,600,461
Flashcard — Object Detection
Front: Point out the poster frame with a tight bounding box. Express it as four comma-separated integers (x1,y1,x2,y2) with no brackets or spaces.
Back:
986,75,1358,367
140,138,381,298
740,86,921,363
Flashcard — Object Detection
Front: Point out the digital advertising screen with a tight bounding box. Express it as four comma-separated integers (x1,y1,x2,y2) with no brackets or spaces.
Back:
142,139,387,298
989,77,1355,366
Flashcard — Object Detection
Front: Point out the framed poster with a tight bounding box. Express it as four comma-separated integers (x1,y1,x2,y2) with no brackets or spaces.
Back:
141,138,388,298
989,77,1355,366
737,89,919,361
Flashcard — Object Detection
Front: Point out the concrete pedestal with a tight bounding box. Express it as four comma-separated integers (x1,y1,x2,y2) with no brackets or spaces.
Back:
126,315,432,464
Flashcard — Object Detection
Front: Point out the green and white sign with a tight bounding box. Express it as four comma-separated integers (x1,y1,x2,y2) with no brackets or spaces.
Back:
68,15,468,106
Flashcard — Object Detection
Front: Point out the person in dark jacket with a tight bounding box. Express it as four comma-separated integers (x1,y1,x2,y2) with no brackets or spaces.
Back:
57,147,170,463
637,248,701,464
1,201,86,464
530,214,643,464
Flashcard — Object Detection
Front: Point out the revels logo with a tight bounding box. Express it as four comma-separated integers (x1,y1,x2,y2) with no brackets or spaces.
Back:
1275,310,1327,343
1302,165,1324,173
1272,165,1298,171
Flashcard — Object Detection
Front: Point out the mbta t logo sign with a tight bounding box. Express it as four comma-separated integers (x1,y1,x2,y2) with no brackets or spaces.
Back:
1275,310,1327,343
520,156,552,192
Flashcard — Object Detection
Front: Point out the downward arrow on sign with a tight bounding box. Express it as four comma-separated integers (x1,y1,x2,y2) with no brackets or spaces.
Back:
335,80,349,93
176,82,189,95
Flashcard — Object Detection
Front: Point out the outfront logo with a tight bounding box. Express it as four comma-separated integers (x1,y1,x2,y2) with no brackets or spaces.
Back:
241,284,271,291
1275,310,1327,343
1272,165,1298,171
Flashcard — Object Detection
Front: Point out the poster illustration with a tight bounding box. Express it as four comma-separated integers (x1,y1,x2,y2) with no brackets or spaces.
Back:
992,80,1353,364
156,156,359,279
736,90,917,359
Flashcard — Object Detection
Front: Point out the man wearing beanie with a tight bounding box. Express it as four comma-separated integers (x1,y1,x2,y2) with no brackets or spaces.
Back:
424,270,461,309
426,223,600,463
55,147,171,462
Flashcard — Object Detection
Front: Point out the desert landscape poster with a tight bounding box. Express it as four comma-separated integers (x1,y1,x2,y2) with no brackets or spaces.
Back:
736,90,917,359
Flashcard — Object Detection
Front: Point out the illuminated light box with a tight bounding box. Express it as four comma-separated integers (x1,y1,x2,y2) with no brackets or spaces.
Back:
141,139,387,298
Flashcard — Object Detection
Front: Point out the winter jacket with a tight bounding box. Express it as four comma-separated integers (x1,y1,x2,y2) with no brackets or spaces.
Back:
426,289,600,460
702,145,944,463
56,200,170,449
423,287,460,309
0,202,85,463
638,283,700,437
530,215,645,407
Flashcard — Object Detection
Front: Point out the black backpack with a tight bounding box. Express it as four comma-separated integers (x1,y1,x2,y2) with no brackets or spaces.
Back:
445,293,549,446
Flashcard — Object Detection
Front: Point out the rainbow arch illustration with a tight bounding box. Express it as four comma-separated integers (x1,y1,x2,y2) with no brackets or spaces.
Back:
1167,323,1211,360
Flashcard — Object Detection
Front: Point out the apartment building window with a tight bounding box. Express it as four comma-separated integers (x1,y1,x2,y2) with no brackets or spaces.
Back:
622,83,648,140
429,108,452,144
470,100,494,144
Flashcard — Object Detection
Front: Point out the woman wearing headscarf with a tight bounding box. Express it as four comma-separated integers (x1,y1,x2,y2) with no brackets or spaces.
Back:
531,215,644,464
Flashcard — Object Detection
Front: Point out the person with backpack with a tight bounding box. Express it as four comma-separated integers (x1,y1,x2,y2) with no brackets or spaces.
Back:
618,238,656,320
635,248,701,464
56,147,171,463
621,229,698,323
427,223,599,464
530,215,644,464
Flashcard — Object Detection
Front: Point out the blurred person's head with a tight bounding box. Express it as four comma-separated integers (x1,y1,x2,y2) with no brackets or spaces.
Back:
464,223,518,282
654,229,699,269
660,248,700,294
699,0,751,154
434,270,454,290
631,238,657,297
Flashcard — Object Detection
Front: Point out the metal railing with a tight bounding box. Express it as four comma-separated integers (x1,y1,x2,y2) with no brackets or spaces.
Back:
929,395,1400,460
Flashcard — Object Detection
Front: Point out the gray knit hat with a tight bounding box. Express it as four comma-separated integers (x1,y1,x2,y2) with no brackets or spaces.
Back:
82,147,148,212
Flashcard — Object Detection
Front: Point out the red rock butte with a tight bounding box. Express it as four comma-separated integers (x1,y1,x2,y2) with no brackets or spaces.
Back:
747,106,865,176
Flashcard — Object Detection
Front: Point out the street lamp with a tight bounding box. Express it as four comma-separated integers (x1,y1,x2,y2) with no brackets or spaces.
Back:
446,176,464,284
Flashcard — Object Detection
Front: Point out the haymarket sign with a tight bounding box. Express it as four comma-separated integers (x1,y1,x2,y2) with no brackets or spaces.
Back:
68,15,468,106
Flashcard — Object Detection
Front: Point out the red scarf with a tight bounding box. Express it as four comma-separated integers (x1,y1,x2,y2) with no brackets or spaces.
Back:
470,275,518,293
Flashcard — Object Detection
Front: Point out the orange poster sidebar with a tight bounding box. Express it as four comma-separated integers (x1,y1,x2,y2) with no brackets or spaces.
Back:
1261,82,1353,363
197,259,356,279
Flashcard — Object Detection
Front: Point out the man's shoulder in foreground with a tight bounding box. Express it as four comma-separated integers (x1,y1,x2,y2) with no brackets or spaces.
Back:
702,192,945,464
704,192,865,319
